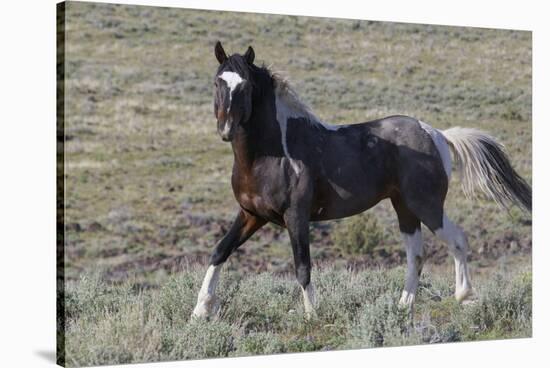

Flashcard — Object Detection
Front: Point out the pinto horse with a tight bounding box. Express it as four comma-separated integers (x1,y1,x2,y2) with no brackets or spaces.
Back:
192,42,531,319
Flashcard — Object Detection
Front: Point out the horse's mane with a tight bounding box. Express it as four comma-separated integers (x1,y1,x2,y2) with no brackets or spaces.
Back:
267,67,333,129
270,71,316,118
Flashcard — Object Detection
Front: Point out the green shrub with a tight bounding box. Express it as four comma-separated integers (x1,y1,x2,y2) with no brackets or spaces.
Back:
221,273,298,331
347,293,416,348
233,331,286,356
65,295,163,367
157,271,202,328
454,271,532,339
313,268,363,324
65,271,134,322
285,336,317,352
164,319,236,360
63,266,532,366
313,267,399,321
157,267,243,328
332,212,385,255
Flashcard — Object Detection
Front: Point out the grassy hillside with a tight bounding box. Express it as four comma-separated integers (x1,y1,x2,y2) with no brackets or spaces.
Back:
60,2,532,365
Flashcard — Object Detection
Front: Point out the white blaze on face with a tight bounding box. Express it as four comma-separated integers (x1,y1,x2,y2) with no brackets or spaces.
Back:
219,71,244,114
218,71,245,137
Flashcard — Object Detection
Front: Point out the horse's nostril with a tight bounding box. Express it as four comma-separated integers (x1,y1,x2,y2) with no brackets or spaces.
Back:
218,121,233,141
220,130,232,141
221,121,232,135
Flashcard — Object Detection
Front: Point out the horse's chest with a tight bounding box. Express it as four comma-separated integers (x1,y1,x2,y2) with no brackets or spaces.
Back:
232,173,282,219
237,192,268,213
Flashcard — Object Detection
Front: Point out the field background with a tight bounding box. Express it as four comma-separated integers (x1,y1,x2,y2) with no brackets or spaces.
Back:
60,1,532,366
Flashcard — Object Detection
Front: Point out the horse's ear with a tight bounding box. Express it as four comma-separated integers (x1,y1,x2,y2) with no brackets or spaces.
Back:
215,41,227,65
244,46,255,64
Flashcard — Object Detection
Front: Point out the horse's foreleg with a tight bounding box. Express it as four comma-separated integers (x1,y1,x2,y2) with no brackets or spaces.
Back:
191,209,265,319
284,209,316,318
435,214,474,303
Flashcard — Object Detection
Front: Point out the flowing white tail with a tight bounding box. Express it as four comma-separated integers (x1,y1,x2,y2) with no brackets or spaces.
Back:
441,127,531,212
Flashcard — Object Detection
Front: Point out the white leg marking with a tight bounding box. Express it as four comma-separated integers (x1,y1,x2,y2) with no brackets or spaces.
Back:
418,120,453,179
399,229,423,308
192,264,222,318
435,215,474,302
301,282,317,318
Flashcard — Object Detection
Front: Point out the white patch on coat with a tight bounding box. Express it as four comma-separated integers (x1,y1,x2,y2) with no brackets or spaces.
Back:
327,178,352,200
435,214,474,302
271,72,344,174
274,98,301,175
219,71,244,114
192,264,222,318
418,120,452,179
301,283,316,317
271,73,341,129
399,229,423,307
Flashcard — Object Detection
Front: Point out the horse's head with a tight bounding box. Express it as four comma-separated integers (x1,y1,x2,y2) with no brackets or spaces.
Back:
213,41,255,141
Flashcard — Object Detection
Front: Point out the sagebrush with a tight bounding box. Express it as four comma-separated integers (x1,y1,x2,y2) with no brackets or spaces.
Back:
62,266,531,366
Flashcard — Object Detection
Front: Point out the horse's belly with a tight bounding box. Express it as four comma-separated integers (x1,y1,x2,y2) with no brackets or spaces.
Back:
310,196,382,221
310,172,390,221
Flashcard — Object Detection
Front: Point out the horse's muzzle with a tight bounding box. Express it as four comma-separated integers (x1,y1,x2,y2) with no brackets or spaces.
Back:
218,120,234,141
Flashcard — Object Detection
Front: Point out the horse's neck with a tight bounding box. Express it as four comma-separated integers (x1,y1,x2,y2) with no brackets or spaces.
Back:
231,128,255,173
231,94,281,174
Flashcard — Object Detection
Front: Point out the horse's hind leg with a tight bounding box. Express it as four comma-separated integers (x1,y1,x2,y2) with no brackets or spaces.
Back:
434,214,474,303
192,209,266,319
391,196,423,310
398,196,474,303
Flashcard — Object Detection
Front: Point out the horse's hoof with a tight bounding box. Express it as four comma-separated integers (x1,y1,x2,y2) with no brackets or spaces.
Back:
398,291,415,309
191,306,209,320
191,297,219,320
455,288,477,304
304,310,317,321
303,303,317,320
460,298,478,306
